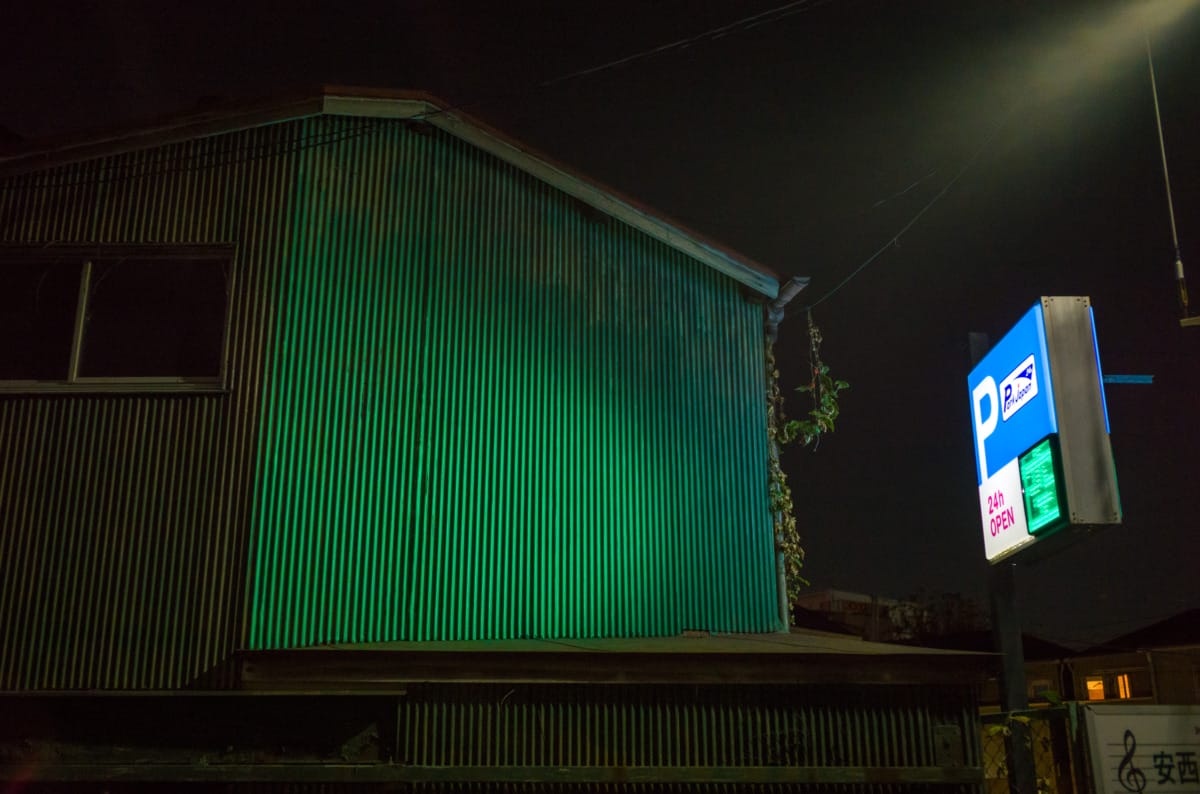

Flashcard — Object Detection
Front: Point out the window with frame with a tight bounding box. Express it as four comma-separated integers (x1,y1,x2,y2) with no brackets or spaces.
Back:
0,244,232,391
1083,671,1153,701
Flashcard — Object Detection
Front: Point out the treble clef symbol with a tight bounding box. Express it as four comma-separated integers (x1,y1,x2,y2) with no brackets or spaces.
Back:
1118,729,1147,793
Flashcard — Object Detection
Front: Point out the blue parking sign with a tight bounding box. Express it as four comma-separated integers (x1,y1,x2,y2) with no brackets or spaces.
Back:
967,303,1058,486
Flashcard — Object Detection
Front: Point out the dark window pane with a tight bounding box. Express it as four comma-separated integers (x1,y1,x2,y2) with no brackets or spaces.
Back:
0,258,80,380
80,258,227,378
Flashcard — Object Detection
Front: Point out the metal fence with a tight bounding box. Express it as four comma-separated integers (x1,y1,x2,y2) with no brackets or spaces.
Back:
981,708,1083,794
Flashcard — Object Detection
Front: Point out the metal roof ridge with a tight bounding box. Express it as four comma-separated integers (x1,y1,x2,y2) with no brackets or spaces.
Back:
1,86,783,297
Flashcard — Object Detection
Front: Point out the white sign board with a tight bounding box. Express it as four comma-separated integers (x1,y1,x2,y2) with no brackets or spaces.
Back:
1084,704,1200,793
967,304,1057,561
977,458,1033,561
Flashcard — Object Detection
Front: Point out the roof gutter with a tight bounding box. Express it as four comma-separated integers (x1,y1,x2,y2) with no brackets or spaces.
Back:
766,276,811,341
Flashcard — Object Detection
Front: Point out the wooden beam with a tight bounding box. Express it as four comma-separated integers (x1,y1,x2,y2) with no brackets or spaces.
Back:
240,650,995,690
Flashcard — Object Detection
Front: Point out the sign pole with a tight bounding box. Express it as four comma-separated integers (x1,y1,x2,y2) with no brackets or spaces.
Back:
971,331,1037,794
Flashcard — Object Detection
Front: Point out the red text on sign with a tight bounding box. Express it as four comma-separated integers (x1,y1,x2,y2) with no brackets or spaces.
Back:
990,506,1015,536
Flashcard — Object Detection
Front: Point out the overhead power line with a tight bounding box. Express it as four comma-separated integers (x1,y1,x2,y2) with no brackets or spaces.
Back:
803,115,1011,311
538,0,834,89
0,120,387,192
4,0,840,191
412,0,838,123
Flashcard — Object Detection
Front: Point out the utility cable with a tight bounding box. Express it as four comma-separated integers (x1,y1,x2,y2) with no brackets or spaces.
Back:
538,0,830,89
410,0,837,124
0,119,388,192
2,0,839,192
872,169,938,209
803,28,1189,313
803,114,1010,311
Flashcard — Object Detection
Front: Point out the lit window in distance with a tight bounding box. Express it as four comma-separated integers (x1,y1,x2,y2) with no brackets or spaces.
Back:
1086,677,1105,701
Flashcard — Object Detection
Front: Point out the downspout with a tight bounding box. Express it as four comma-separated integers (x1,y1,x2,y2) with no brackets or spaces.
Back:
765,276,810,632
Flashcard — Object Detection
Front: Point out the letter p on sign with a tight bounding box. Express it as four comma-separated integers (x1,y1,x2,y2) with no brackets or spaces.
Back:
973,376,998,482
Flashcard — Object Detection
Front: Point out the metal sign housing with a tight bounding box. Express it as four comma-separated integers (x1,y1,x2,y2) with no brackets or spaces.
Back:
967,297,1121,563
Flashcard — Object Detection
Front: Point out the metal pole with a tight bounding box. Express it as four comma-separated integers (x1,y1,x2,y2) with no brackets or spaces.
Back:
971,332,1036,794
1145,33,1191,322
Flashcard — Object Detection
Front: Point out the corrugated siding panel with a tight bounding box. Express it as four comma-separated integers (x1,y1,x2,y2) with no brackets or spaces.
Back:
0,123,304,688
249,117,774,646
394,683,981,771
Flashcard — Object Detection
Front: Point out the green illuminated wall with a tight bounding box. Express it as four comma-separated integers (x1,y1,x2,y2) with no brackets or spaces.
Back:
249,117,775,646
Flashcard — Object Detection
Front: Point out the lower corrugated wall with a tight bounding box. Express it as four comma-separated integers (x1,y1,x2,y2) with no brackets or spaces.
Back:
2,683,983,792
396,683,980,771
0,396,245,688
248,116,776,646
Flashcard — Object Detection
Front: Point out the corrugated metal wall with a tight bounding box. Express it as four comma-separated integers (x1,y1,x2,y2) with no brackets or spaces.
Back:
0,112,775,688
2,683,984,791
396,683,980,771
249,116,775,646
0,122,307,688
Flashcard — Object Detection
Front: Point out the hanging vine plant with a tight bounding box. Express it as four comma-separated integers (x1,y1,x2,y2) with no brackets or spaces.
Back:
766,343,807,607
785,312,849,450
766,309,849,615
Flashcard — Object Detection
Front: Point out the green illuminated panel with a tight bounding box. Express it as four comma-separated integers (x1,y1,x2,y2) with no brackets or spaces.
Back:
1019,438,1063,535
247,116,777,648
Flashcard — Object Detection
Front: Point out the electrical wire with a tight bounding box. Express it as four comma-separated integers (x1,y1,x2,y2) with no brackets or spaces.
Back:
871,169,939,209
0,119,388,192
1,0,840,192
803,114,1012,311
406,0,838,125
537,0,831,89
804,29,1190,314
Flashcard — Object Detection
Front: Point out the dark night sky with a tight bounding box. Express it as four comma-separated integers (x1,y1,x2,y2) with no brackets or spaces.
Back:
4,0,1198,648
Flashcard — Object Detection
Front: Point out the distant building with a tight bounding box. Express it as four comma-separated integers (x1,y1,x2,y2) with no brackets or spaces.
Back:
867,609,1200,708
1065,608,1200,705
793,587,917,641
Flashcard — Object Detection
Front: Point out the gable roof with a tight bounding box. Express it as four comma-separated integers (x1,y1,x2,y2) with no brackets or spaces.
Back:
1082,608,1200,654
0,86,781,298
908,630,1074,661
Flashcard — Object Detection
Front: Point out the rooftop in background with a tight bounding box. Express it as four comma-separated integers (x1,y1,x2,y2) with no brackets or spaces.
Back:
1083,608,1200,654
908,631,1075,661
790,606,862,636
0,86,782,299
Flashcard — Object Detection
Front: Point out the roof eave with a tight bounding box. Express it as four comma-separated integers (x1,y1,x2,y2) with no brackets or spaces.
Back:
0,95,328,176
1,87,782,298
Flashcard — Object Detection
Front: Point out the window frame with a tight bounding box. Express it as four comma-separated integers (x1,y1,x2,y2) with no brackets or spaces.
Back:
1083,670,1155,702
0,243,235,394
